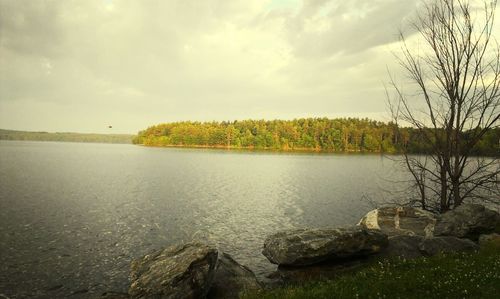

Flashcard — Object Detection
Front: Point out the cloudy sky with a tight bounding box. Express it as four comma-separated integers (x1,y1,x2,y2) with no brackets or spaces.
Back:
0,0,430,134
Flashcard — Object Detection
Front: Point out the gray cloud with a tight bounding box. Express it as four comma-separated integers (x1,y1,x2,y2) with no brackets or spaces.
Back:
0,0,432,133
0,0,65,57
283,0,419,58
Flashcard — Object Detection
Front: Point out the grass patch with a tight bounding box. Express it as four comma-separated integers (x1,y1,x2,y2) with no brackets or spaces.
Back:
244,242,500,299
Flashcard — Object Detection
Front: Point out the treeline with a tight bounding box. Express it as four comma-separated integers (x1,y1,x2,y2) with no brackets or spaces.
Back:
0,129,134,144
134,118,499,155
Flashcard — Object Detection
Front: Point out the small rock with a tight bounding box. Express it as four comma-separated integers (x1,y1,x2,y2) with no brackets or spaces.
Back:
418,236,479,256
208,253,261,299
478,233,500,246
71,289,89,295
99,291,130,299
380,235,424,259
358,206,436,237
262,226,388,266
434,204,500,240
46,284,63,291
267,258,370,286
128,242,218,299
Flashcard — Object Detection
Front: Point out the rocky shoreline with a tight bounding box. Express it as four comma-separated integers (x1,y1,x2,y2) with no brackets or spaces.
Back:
100,204,500,299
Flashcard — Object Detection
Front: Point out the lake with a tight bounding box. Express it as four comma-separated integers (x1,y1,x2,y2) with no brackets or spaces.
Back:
0,141,404,298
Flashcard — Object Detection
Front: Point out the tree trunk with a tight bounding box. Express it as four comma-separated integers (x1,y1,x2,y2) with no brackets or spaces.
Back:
440,167,449,213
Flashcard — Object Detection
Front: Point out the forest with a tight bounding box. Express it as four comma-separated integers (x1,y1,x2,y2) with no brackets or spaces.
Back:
0,129,134,144
133,118,499,156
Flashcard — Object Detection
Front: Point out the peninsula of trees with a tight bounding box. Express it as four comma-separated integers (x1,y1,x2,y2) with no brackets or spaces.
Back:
133,118,499,155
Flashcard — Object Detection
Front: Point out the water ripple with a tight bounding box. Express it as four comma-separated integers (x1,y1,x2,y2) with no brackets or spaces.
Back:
0,142,403,298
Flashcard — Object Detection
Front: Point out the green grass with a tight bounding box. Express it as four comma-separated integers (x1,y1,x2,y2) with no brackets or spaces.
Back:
244,241,500,299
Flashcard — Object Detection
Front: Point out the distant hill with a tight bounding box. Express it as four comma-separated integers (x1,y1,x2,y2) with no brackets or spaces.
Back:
0,129,134,144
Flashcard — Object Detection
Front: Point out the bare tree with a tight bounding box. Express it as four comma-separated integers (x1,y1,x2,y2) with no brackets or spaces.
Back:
389,0,500,213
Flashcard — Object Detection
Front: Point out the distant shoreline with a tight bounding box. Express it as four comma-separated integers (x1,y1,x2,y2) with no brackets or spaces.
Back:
0,129,134,144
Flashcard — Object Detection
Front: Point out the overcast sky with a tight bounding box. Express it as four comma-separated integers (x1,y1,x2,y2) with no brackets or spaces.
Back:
0,0,439,134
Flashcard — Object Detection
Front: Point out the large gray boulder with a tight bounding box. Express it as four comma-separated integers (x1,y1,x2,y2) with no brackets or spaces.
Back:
418,236,479,256
358,206,437,237
434,204,500,240
262,226,388,266
208,253,261,299
128,242,218,299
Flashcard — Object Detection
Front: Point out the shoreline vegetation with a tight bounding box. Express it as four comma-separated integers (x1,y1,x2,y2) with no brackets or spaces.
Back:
243,243,500,299
1,117,498,156
0,128,134,144
133,118,499,156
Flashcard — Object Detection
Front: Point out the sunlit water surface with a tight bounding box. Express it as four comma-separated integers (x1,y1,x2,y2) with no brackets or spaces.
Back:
0,141,404,298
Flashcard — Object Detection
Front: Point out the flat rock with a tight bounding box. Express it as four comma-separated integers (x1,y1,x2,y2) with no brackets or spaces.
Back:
208,253,261,299
434,204,500,240
358,206,436,237
418,236,479,256
379,235,424,259
129,242,218,299
262,226,388,266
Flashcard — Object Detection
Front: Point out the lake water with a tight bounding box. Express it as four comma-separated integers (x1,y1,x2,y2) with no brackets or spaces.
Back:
0,141,404,298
